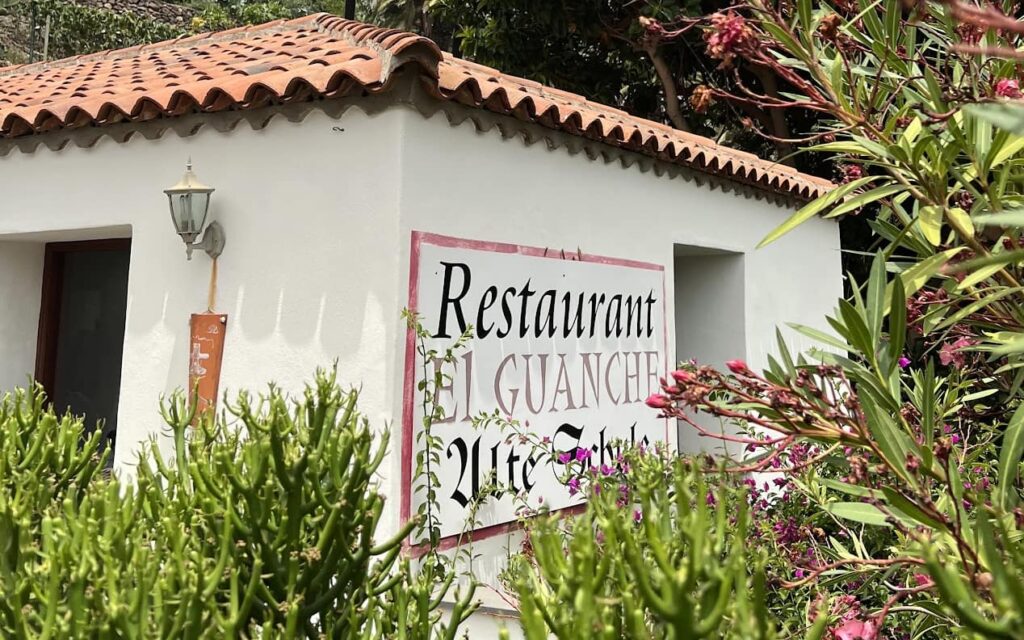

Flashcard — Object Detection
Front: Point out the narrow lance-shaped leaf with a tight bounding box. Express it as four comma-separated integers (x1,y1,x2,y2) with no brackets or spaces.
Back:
825,184,906,219
919,205,943,246
866,251,887,345
824,502,891,527
758,176,880,248
887,275,906,367
997,403,1024,511
965,102,1024,137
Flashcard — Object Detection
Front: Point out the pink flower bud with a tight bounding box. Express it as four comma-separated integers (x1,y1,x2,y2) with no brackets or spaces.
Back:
840,163,863,184
645,394,670,409
671,369,695,384
726,359,750,375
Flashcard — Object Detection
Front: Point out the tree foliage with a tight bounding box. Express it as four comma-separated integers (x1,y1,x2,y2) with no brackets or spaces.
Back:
371,0,818,163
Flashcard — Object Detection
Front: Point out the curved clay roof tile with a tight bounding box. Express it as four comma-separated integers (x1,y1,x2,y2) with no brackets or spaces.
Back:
0,13,831,200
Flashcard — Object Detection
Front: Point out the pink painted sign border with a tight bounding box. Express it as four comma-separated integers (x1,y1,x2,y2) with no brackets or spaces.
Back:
402,230,670,552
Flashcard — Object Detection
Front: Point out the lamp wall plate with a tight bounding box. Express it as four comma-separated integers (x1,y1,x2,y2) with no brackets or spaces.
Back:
187,221,226,260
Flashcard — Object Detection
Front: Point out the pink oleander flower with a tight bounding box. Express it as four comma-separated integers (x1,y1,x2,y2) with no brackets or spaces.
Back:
939,336,976,367
600,464,615,476
832,618,878,640
704,11,757,68
575,448,592,462
841,163,863,184
557,452,572,464
633,509,643,523
645,393,670,409
898,356,911,369
567,477,580,496
995,78,1022,99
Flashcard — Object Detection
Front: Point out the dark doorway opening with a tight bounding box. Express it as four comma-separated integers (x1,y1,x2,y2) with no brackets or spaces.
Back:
35,239,131,458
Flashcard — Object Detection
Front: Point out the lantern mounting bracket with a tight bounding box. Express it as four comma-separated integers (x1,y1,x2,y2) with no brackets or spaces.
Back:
186,221,225,261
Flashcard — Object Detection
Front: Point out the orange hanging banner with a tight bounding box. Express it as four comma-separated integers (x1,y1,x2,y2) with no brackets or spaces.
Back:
189,312,228,421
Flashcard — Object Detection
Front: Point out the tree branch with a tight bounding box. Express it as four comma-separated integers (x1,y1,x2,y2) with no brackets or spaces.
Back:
747,64,794,164
644,45,691,132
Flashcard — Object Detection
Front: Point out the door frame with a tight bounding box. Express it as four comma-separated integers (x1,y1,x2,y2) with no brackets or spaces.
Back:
34,238,132,399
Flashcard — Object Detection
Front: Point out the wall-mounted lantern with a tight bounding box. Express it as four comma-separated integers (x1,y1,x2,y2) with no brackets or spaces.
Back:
164,160,225,260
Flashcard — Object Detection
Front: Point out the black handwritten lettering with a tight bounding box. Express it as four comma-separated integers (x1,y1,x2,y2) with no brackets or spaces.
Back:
435,262,471,338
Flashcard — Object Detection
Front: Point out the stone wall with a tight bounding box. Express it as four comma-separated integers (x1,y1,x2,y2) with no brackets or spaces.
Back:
74,0,196,25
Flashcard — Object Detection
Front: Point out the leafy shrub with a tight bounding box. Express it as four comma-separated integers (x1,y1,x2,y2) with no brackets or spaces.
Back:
0,370,469,638
35,0,183,60
191,2,294,33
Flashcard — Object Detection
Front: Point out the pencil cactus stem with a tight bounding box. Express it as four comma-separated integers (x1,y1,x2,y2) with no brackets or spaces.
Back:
508,452,764,639
0,370,468,638
693,576,731,638
370,517,417,556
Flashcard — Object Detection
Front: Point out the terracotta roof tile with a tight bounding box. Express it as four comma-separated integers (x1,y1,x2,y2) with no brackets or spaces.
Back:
0,13,831,200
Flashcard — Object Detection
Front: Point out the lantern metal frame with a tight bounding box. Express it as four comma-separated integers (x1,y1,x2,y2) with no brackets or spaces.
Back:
164,160,225,260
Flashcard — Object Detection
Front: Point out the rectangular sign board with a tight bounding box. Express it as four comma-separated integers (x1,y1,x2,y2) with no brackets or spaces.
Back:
402,232,670,541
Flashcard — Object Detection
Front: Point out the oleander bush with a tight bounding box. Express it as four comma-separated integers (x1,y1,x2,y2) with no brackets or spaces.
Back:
0,369,470,638
499,1,1024,638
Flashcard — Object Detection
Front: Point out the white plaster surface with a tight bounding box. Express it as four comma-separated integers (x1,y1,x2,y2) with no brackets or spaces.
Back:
0,101,842,638
0,241,44,392
0,108,405,475
392,111,843,635
673,248,746,454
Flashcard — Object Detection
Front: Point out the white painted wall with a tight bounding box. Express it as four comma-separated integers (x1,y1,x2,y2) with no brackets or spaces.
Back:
0,241,43,392
674,247,746,454
0,108,406,476
393,108,843,635
0,100,842,638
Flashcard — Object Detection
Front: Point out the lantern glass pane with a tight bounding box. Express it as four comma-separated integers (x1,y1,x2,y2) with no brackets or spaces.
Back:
190,192,210,233
167,192,210,237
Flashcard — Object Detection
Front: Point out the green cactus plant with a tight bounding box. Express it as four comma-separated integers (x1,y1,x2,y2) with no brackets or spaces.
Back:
504,451,796,640
0,369,469,638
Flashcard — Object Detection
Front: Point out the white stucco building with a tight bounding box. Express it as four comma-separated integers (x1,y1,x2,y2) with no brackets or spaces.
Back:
0,14,840,635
